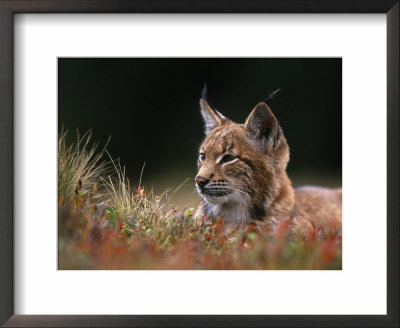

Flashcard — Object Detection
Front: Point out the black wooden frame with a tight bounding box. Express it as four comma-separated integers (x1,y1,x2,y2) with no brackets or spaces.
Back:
0,1,398,327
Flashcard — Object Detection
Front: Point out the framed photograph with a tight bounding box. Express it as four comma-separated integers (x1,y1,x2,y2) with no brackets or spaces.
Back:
0,1,398,327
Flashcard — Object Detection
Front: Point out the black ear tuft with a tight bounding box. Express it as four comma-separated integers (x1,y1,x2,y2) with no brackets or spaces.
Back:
201,83,208,101
264,88,282,104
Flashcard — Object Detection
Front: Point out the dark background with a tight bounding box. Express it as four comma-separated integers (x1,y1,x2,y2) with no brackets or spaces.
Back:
58,58,342,208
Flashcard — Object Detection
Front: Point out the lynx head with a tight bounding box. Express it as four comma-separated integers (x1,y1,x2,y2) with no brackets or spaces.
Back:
195,91,290,221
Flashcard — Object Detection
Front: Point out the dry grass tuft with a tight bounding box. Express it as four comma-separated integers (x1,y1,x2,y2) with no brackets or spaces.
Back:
58,129,112,203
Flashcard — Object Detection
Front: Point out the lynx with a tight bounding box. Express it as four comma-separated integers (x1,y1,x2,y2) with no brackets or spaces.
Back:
194,90,341,236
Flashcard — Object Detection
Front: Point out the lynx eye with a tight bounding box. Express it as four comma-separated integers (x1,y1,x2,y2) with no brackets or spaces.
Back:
221,154,237,163
199,153,205,162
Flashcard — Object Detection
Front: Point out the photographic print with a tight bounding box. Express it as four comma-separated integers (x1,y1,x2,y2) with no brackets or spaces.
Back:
58,58,342,270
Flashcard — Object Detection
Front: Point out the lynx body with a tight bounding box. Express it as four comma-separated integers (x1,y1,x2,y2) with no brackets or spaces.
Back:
194,96,341,235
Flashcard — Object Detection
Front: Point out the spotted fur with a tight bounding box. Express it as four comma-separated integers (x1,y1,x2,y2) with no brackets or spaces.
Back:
195,96,342,235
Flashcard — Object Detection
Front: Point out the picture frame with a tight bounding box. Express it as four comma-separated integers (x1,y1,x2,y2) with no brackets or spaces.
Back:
0,0,398,327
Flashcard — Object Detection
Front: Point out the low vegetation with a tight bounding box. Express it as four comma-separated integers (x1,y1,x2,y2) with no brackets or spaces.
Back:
58,131,342,270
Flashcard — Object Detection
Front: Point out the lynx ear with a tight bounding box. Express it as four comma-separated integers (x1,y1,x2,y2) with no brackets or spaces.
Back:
245,102,281,151
200,98,227,136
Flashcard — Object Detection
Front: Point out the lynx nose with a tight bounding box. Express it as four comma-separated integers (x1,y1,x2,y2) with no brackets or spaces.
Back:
195,176,209,188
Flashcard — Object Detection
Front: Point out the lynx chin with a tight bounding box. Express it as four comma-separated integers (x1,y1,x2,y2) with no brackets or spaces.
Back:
194,89,342,236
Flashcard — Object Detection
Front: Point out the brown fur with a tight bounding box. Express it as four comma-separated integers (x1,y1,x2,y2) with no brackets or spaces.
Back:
195,98,341,236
